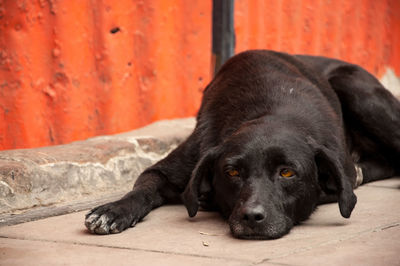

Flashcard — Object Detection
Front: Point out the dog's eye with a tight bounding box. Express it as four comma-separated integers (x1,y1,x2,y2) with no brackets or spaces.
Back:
226,169,239,177
280,168,295,178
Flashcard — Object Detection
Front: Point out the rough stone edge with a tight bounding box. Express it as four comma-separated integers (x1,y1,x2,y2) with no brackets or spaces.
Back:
0,118,195,223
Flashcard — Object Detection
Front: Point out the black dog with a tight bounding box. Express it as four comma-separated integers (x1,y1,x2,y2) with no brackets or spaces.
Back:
85,50,400,239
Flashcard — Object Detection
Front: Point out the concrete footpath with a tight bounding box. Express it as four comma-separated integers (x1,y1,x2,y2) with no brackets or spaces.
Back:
0,177,399,266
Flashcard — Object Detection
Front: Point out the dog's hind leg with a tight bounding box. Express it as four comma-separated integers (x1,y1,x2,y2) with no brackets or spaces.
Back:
85,132,200,234
328,65,400,184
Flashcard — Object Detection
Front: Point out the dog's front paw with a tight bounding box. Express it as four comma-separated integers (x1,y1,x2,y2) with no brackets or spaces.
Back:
85,199,138,235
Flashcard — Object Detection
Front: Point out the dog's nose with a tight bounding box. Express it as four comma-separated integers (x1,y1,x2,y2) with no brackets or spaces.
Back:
241,204,266,225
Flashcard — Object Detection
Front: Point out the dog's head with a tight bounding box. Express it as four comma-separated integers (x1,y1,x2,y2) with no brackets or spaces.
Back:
182,121,357,239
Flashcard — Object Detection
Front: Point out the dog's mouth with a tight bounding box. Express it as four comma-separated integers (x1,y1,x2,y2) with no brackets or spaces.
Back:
228,215,293,240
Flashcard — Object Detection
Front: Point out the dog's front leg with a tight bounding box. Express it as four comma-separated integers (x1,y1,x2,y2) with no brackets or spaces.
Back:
85,133,200,234
85,170,170,234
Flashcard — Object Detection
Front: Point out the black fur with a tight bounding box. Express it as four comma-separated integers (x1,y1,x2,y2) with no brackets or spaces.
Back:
85,50,400,239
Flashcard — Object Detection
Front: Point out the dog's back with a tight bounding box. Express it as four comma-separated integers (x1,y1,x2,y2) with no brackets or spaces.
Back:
198,50,345,149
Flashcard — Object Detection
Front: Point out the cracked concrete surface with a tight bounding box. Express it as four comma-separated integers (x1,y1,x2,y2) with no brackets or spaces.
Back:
0,177,399,265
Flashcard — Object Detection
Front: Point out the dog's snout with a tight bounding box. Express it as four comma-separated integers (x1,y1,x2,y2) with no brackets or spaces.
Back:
241,204,266,225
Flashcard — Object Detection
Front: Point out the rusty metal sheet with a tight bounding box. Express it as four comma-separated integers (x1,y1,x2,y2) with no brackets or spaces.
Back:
1,0,399,150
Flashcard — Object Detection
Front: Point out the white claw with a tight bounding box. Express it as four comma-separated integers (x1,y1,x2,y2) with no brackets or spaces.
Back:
89,218,100,232
98,214,109,227
93,214,111,234
110,222,120,234
95,223,110,234
86,214,99,224
85,214,99,232
110,222,117,231
355,164,363,187
131,219,137,227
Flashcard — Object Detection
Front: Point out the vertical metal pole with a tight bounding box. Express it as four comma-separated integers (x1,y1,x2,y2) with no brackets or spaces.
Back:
212,0,235,76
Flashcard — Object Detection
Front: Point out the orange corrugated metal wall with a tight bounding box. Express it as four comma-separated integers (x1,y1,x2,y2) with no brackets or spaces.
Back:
0,0,212,150
1,0,399,150
235,0,400,77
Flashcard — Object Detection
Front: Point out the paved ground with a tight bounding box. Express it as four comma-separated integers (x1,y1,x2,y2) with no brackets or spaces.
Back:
0,177,399,266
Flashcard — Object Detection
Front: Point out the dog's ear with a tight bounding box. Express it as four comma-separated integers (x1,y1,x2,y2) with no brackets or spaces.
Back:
308,139,357,218
182,147,220,218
